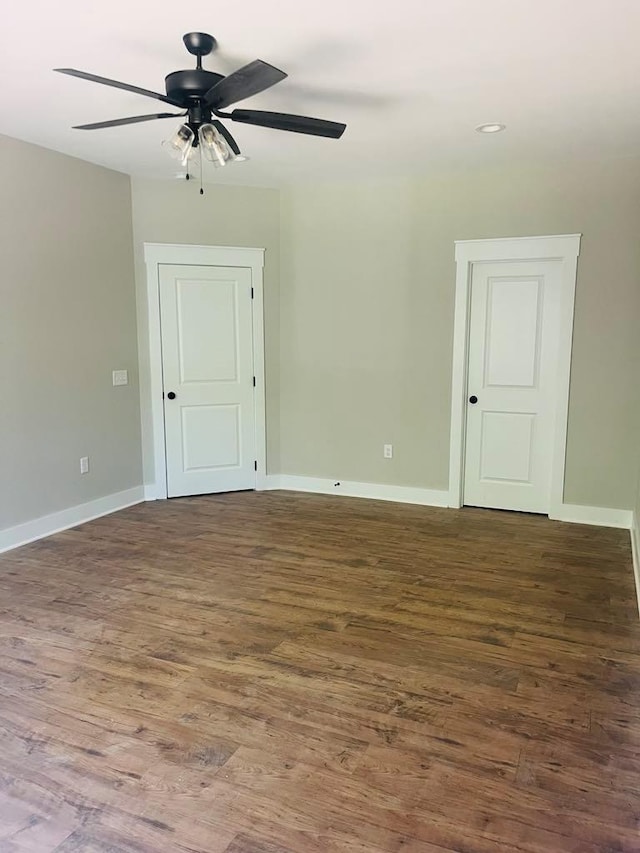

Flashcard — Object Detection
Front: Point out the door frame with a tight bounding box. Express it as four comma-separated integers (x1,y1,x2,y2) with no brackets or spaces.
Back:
143,243,267,500
448,234,581,518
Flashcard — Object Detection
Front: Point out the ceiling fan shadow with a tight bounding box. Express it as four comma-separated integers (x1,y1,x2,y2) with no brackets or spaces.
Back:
273,83,398,109
280,38,367,73
214,37,368,83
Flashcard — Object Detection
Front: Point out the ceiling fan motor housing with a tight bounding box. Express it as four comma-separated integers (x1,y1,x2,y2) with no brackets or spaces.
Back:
164,70,223,103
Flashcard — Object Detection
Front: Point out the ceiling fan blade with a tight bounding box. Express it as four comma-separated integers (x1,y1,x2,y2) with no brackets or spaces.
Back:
55,68,184,108
205,60,287,109
229,109,346,139
73,113,186,130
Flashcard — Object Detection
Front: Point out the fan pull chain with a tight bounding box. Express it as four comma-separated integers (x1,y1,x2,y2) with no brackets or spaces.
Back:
199,151,204,196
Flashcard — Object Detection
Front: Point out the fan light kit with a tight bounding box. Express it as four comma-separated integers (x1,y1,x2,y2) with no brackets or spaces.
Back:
475,123,506,134
55,31,347,194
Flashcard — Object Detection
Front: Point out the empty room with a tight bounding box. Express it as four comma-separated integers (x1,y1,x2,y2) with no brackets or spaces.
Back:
1,1,640,851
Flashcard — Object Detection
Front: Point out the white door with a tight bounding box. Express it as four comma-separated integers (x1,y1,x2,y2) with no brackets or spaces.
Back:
463,260,562,514
159,264,256,498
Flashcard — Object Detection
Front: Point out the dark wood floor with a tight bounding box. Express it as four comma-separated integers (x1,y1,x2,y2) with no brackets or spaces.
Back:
0,491,638,852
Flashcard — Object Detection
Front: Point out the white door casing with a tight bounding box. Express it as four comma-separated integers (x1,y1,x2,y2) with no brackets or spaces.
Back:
160,264,256,497
449,235,581,519
463,261,561,513
143,244,266,500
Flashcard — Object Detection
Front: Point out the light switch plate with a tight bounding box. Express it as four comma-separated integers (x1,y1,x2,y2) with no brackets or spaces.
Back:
112,369,128,386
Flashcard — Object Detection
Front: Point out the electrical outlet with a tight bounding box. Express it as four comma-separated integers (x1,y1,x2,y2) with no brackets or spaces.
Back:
384,444,393,459
80,456,89,475
112,369,128,386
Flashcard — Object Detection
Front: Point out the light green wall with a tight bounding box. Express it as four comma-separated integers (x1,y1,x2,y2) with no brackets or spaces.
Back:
130,178,281,483
635,459,640,533
3,139,638,523
280,160,640,509
0,134,141,530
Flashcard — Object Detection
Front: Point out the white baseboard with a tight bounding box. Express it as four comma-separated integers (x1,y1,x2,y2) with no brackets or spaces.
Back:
256,473,281,491
551,503,633,529
631,511,640,618
0,486,145,554
265,477,633,527
143,485,159,501
262,474,449,507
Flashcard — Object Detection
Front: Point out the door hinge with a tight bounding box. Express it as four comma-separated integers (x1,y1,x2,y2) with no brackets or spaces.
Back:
251,287,254,299
254,460,258,471
253,376,256,387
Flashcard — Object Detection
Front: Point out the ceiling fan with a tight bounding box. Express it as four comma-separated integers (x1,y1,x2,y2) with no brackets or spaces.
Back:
55,32,347,171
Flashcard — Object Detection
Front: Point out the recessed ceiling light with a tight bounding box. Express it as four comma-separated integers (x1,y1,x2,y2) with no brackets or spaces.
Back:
476,123,506,134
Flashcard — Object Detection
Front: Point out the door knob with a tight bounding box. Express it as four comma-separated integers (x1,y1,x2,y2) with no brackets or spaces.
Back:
167,391,176,400
469,395,478,404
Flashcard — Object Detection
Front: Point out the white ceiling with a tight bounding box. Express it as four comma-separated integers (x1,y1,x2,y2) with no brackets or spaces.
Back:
2,0,640,187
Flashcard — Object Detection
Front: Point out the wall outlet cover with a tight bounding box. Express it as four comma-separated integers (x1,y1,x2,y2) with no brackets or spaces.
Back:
112,369,128,386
